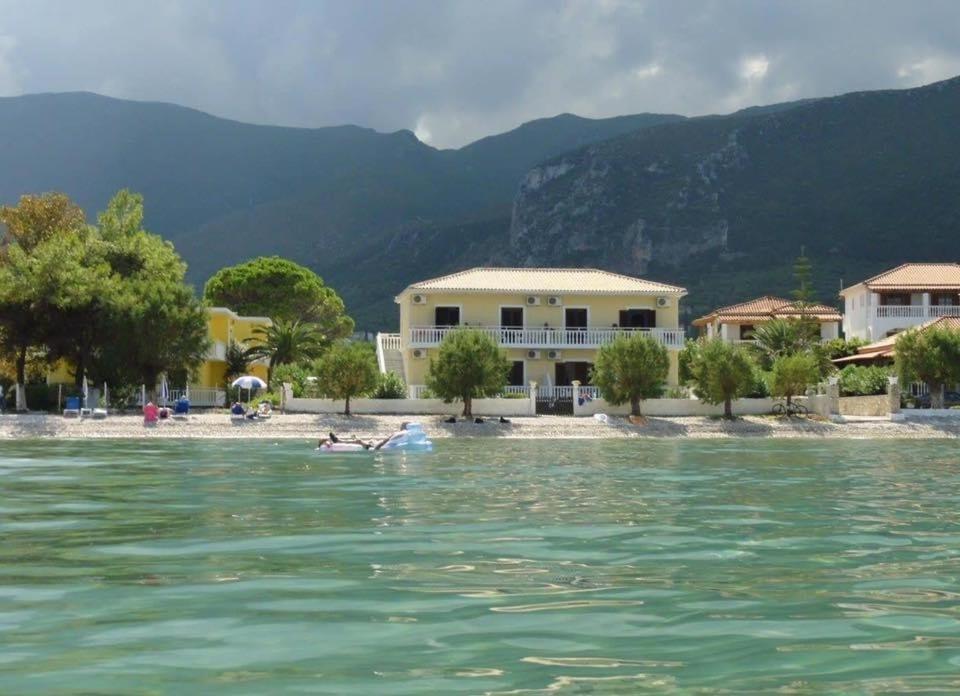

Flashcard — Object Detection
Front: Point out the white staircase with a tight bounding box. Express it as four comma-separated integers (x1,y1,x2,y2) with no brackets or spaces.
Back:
376,333,406,384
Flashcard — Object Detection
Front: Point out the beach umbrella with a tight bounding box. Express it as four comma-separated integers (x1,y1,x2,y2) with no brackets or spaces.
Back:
231,375,267,403
103,382,109,409
160,375,169,406
82,375,89,410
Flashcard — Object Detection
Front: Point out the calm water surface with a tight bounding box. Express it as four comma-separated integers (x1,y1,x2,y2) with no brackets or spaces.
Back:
1,438,960,694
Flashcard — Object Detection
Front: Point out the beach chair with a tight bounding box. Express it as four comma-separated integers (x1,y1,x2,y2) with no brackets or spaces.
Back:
91,408,108,420
173,397,190,420
63,396,81,418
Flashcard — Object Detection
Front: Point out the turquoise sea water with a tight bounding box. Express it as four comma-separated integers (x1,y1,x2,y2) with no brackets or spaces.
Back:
1,439,960,694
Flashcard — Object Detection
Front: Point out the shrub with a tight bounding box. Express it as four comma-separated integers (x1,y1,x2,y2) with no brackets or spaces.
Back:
592,333,669,416
369,371,406,399
896,325,960,409
838,364,891,396
272,362,312,397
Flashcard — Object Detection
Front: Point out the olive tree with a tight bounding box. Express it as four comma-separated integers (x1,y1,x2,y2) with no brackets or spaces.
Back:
895,325,960,409
686,339,756,418
315,341,378,415
592,333,669,417
425,329,510,417
770,352,820,410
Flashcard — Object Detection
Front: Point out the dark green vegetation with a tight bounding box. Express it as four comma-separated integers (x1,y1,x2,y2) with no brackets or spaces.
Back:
683,339,757,418
592,333,669,416
425,329,511,417
0,192,207,410
895,325,960,409
204,257,353,336
2,77,960,329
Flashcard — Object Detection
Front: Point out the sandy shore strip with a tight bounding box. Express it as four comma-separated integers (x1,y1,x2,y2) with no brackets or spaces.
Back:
0,412,958,440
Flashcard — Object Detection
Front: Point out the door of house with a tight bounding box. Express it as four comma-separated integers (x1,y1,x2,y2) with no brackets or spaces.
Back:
508,361,525,387
501,307,524,344
555,361,592,386
565,308,588,344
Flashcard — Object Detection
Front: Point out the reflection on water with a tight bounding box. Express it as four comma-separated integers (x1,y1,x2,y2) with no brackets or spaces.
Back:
1,438,959,692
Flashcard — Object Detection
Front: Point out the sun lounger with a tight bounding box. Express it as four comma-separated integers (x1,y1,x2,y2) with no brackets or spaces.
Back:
92,408,108,420
63,396,81,418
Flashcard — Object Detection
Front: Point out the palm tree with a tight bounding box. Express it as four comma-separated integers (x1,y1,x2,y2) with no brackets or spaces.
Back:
244,319,326,386
751,318,818,369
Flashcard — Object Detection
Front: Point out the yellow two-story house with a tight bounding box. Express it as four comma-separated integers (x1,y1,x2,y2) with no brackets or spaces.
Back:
379,267,687,399
47,306,271,404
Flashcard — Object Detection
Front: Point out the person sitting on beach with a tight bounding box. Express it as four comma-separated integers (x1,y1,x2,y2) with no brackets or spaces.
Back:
230,402,245,416
257,401,273,417
143,401,159,425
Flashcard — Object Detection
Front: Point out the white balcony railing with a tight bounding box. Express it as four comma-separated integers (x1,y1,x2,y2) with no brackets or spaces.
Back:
875,305,960,319
409,326,686,350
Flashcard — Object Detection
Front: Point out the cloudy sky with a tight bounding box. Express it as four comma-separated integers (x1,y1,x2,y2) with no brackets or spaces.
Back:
1,0,959,148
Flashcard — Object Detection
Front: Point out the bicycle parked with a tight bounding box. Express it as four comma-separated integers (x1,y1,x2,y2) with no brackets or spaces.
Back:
772,400,808,417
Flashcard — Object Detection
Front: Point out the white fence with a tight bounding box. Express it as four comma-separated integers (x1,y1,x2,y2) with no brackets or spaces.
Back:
408,384,532,399
875,305,960,319
409,326,686,350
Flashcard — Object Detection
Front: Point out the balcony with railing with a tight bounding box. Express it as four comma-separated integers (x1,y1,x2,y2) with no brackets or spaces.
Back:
874,304,960,319
408,325,686,350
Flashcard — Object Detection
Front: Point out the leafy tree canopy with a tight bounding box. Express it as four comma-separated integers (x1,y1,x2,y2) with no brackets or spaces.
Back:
592,333,669,416
204,256,354,338
316,341,379,415
426,329,510,417
770,352,820,408
686,339,757,418
244,318,327,386
895,325,960,409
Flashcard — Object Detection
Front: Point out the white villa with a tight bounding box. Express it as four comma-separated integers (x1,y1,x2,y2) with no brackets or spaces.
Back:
692,296,841,342
376,267,688,403
840,263,960,341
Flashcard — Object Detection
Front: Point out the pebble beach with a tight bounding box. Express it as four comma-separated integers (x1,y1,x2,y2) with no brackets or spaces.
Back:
1,412,958,440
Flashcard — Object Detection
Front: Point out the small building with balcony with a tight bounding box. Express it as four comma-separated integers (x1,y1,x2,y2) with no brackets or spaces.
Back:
692,296,841,343
377,267,688,396
840,263,960,341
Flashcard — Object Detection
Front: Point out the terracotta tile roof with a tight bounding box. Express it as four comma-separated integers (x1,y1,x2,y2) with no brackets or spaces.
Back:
832,316,960,364
692,296,841,327
400,267,687,296
844,263,960,293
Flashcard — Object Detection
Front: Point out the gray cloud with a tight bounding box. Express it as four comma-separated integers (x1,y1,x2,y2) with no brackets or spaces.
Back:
1,0,959,147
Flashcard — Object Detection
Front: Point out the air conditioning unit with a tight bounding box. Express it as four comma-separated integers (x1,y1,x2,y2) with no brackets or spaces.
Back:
526,296,541,306
547,296,563,306
656,296,670,308
547,350,562,360
526,350,541,359
412,348,427,359
411,294,427,305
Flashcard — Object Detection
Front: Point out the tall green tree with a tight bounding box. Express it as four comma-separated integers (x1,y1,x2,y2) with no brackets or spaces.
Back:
426,329,510,417
88,192,209,397
204,256,354,338
686,339,757,418
0,193,94,409
244,319,326,386
895,325,960,409
316,341,379,415
592,333,669,417
770,353,820,410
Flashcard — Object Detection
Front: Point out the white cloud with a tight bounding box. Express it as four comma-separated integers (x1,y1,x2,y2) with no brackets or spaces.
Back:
0,1,959,147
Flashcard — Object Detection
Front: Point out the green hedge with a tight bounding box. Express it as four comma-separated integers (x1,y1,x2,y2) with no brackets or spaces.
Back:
838,365,891,396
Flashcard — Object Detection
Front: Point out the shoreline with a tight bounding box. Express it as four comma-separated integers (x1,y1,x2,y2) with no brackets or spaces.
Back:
1,413,958,440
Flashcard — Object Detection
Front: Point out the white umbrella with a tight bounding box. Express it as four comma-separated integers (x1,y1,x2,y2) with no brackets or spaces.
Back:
160,375,169,406
231,375,267,403
82,375,89,410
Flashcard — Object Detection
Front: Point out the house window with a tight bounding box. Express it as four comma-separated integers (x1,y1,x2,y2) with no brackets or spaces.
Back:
434,306,460,327
555,361,592,386
882,294,909,306
501,307,524,327
739,324,755,340
508,361,525,387
933,293,956,306
619,309,656,328
565,308,588,328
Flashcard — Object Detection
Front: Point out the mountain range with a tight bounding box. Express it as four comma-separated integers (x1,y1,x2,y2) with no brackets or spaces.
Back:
1,77,959,329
